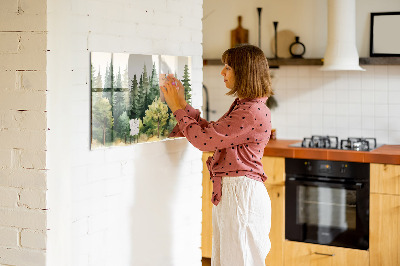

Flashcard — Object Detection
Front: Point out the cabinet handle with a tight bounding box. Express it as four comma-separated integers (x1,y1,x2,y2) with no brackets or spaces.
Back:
314,252,335,257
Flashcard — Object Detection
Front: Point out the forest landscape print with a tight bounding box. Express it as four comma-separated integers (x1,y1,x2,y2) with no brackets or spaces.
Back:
90,52,192,149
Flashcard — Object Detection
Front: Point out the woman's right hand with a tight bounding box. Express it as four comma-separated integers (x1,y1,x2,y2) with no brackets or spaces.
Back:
169,77,187,109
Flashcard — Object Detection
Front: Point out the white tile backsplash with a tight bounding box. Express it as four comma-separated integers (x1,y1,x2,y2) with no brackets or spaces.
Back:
204,64,400,144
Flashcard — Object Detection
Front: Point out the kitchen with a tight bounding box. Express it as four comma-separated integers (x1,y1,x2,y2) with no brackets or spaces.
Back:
202,0,400,265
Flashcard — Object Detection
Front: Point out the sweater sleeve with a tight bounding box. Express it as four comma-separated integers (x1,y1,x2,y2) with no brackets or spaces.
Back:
173,106,256,152
169,104,210,137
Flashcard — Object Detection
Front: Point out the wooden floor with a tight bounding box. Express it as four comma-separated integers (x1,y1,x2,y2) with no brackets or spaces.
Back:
202,257,211,266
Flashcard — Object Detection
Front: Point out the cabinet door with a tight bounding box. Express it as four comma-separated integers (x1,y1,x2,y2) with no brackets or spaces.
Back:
264,185,284,266
370,193,400,266
284,241,369,266
261,156,285,185
202,152,213,258
370,163,400,195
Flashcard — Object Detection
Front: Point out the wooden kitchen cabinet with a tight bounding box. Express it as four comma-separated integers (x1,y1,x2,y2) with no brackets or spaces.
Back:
370,163,400,195
262,156,285,266
202,152,213,258
370,163,400,266
264,184,285,266
370,193,400,266
284,241,369,266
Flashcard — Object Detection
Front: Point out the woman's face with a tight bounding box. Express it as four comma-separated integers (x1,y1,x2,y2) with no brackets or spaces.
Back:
220,64,235,89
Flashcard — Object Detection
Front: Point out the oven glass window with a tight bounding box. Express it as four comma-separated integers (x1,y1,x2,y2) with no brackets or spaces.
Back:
297,186,356,230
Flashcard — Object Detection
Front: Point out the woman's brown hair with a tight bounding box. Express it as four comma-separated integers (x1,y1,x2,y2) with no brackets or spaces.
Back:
221,44,273,99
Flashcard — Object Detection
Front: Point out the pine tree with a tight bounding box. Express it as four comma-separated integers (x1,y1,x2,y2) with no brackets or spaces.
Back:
182,64,192,105
142,64,151,110
113,68,127,139
128,75,138,119
148,62,159,105
136,74,145,119
117,111,131,143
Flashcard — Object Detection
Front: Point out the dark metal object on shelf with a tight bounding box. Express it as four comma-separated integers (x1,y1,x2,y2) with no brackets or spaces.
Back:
289,36,306,58
273,21,279,59
257,8,262,48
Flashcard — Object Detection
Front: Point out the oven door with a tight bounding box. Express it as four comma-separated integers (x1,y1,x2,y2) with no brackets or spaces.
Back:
285,177,369,250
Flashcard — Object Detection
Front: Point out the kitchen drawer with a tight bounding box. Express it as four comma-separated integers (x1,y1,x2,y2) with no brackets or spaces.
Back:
284,241,369,266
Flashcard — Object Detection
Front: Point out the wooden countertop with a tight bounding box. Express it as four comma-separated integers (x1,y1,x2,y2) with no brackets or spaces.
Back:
263,139,400,165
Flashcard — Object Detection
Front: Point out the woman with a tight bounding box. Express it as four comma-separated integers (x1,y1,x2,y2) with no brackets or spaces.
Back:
161,44,273,266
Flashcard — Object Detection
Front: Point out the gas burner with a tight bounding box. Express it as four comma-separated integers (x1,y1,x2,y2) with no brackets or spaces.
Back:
301,135,339,149
340,137,377,151
290,136,380,151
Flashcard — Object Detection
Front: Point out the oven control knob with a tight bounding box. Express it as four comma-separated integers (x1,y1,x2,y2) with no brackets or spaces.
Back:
304,161,312,171
340,164,347,174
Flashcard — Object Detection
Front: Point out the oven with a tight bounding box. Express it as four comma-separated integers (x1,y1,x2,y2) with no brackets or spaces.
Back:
285,158,370,250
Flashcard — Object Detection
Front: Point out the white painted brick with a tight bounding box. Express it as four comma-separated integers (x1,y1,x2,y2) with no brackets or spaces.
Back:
20,229,46,249
0,149,11,169
0,90,46,111
0,1,18,13
19,189,46,209
0,129,46,150
0,187,19,208
20,149,46,170
0,247,45,266
0,169,47,189
0,52,46,71
0,71,16,90
0,110,47,130
16,70,47,91
0,32,20,54
0,13,46,32
88,212,109,233
0,227,19,247
0,208,46,230
19,0,47,15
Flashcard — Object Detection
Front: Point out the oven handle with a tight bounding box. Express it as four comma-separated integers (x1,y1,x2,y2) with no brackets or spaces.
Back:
286,177,364,189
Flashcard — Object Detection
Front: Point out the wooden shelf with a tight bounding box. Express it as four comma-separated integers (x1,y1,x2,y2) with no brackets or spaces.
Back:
359,57,400,65
203,58,323,67
203,57,400,67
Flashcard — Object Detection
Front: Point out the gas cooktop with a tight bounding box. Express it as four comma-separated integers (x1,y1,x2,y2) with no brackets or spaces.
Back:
289,135,382,151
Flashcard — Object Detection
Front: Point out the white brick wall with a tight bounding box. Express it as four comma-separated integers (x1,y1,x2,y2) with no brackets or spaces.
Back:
0,0,48,265
47,1,203,266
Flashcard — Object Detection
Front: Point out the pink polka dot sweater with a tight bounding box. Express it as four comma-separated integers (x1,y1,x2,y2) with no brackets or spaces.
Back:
170,97,271,206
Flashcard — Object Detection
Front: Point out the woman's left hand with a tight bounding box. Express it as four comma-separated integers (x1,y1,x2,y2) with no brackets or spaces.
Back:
160,77,184,113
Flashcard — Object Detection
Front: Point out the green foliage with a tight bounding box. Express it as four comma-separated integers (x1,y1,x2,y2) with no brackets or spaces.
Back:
166,112,178,135
148,63,160,106
92,96,114,145
142,64,152,111
128,75,139,119
141,97,169,138
182,64,192,105
116,111,131,143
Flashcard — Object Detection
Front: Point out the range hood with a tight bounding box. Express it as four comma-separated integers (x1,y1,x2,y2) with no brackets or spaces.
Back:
320,0,365,71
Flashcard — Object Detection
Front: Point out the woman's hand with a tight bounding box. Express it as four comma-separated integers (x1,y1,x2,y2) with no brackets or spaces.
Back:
173,78,187,108
160,77,185,113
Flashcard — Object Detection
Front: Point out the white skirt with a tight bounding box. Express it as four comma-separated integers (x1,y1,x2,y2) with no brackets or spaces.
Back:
212,176,271,266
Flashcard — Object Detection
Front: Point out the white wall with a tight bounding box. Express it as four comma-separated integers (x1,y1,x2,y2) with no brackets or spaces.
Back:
0,0,48,265
203,0,400,145
47,0,203,266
